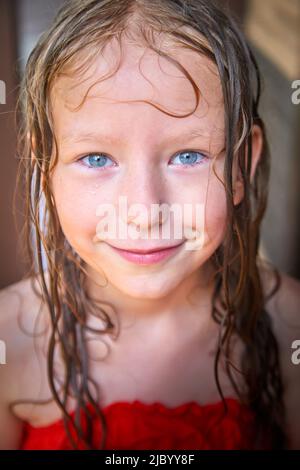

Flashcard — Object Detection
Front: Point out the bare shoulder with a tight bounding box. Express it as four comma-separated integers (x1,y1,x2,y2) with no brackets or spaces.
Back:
0,272,51,448
259,262,300,343
0,272,50,403
259,261,300,449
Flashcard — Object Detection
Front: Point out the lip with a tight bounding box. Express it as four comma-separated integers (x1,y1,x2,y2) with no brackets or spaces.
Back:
107,242,185,265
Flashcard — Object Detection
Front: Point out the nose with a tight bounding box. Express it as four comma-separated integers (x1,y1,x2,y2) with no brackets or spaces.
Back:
119,160,166,235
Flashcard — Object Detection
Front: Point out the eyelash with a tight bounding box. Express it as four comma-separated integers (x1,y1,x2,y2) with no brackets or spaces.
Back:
77,150,209,171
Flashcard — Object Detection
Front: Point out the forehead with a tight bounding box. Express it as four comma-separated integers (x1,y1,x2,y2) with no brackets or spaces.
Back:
50,36,224,142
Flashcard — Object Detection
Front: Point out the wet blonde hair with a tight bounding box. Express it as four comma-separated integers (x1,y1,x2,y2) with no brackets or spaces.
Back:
15,0,285,449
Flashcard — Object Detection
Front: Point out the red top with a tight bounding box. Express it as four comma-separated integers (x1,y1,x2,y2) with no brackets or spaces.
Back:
20,397,269,450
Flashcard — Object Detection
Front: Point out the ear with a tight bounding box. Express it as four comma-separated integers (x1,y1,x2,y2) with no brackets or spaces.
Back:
233,124,264,206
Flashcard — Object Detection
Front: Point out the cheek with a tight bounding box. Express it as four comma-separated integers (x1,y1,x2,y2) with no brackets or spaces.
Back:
50,168,101,248
169,169,227,242
204,176,227,243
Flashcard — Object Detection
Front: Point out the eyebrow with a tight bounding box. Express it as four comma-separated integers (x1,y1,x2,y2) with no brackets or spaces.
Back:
61,127,208,145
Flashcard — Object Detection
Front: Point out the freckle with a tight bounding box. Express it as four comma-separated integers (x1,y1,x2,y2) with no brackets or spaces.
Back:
88,183,100,195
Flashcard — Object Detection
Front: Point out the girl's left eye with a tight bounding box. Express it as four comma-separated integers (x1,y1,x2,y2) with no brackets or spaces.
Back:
169,150,208,167
79,153,115,169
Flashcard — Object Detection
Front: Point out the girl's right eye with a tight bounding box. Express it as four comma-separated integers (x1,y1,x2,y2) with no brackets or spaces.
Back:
79,153,115,170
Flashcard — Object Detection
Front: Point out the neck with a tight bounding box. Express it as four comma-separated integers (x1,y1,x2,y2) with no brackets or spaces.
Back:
83,260,216,334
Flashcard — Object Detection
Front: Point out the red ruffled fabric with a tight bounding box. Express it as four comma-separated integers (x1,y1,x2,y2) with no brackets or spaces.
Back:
20,398,268,450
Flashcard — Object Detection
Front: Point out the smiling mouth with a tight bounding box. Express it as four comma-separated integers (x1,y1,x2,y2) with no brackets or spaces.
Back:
108,242,185,254
106,241,185,265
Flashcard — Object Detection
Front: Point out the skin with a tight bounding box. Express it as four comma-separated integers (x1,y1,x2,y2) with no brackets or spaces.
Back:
49,37,261,334
0,37,299,450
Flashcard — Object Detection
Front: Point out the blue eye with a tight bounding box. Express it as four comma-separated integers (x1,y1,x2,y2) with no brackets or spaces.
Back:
170,151,207,167
78,150,207,170
80,153,115,169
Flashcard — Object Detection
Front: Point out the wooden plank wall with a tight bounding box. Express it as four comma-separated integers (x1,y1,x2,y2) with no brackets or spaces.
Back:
0,0,27,289
246,0,300,276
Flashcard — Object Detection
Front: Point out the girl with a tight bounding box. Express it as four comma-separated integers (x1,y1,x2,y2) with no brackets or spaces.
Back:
0,0,299,450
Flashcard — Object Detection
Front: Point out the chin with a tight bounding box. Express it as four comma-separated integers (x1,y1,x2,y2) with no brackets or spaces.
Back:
110,275,180,300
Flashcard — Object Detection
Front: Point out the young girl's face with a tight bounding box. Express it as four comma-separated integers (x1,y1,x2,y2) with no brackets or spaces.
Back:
50,38,238,299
